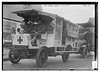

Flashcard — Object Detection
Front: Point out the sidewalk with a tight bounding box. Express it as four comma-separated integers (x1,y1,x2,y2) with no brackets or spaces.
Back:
3,49,9,61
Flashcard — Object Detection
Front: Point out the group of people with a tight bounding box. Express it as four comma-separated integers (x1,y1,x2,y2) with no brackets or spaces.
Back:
19,18,46,45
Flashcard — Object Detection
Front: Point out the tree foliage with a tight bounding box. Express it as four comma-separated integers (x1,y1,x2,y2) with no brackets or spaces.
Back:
79,22,94,45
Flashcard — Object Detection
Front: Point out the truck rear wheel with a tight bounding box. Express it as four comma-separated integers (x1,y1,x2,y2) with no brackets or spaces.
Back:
82,48,88,58
36,47,48,67
9,50,20,64
62,52,69,62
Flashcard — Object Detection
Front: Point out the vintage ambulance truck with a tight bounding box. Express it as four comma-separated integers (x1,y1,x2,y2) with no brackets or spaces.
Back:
9,9,88,67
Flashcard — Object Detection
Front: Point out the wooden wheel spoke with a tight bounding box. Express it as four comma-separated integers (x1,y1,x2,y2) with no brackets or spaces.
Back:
39,57,42,61
39,52,47,63
36,47,48,67
41,52,46,57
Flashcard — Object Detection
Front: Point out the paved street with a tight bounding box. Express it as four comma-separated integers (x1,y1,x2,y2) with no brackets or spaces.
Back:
3,52,94,70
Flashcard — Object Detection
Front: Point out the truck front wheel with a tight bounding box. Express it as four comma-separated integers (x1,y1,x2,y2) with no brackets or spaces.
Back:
9,50,20,64
36,47,48,67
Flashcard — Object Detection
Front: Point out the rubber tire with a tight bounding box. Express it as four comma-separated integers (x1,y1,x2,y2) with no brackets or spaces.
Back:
9,50,20,64
82,48,88,58
36,47,48,67
62,52,69,62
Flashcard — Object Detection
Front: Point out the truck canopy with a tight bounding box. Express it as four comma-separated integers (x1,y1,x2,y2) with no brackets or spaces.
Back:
12,9,54,23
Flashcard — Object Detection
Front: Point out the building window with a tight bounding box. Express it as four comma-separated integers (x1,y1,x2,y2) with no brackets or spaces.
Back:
66,23,68,29
68,24,71,31
72,38,75,42
72,25,76,31
76,27,77,32
70,24,71,30
67,24,69,29
11,27,16,34
73,26,75,32
72,25,74,31
76,27,78,32
73,43,74,46
75,42,77,47
68,36,71,41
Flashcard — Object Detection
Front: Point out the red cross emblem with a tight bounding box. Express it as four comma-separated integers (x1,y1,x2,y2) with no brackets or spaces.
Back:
17,36,23,44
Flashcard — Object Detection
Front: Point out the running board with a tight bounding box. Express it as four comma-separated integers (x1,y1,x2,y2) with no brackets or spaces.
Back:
55,51,79,54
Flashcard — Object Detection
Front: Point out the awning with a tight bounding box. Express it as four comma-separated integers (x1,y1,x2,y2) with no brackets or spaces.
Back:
78,22,95,28
68,31,79,38
12,9,54,23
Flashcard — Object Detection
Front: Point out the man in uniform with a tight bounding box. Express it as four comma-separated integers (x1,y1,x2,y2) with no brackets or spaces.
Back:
21,18,46,45
30,20,46,45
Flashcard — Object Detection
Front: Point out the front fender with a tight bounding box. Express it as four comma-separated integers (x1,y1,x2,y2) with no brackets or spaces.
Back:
79,45,87,53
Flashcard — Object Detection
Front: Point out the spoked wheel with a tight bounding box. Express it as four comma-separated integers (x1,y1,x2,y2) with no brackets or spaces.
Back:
9,50,20,64
36,47,48,67
82,48,88,58
62,52,69,62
